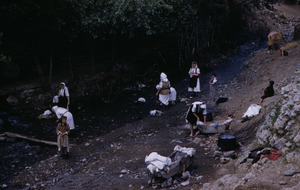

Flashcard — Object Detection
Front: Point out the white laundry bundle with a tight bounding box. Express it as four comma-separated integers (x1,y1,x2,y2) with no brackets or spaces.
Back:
242,104,262,118
145,152,172,174
173,145,196,157
150,110,163,116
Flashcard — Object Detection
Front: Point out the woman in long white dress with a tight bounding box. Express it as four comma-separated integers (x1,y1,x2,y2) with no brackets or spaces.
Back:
52,106,75,130
188,62,201,97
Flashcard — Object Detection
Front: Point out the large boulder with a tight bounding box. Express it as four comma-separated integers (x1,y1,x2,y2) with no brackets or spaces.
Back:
294,24,300,40
267,31,284,50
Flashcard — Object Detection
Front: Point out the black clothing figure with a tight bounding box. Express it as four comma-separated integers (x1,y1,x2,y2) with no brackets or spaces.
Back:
259,81,274,104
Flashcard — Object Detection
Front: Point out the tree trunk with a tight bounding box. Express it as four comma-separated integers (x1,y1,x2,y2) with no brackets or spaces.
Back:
49,53,53,84
90,47,95,74
3,132,76,146
68,52,74,81
35,54,45,85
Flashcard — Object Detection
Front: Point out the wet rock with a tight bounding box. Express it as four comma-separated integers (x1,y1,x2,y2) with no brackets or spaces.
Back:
161,178,173,188
213,151,223,157
283,169,297,176
120,169,129,174
6,95,19,106
181,180,190,186
279,180,287,185
81,158,87,162
224,151,235,157
202,183,210,188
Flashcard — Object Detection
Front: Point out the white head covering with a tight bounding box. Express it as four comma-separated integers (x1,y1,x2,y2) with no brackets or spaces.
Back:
160,72,168,82
191,61,198,68
60,82,66,88
52,106,58,112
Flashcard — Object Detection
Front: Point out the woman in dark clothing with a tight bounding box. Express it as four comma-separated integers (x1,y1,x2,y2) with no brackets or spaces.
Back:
259,81,274,104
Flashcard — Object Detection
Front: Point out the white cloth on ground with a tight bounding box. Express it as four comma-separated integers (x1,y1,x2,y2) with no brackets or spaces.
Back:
145,152,172,174
242,104,262,119
174,145,196,157
52,106,75,130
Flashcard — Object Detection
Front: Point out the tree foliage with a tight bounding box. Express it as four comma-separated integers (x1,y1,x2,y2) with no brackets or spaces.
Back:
73,0,197,38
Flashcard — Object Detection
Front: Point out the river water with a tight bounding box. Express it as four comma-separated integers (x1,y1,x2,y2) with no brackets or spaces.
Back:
0,40,266,185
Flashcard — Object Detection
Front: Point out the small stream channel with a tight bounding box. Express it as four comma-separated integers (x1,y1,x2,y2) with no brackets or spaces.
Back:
0,40,266,185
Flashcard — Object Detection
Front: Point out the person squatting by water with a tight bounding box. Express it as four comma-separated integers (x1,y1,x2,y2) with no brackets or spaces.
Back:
209,73,217,102
156,72,177,106
56,116,70,159
52,106,75,130
58,82,70,110
259,80,275,104
186,101,207,137
188,62,201,98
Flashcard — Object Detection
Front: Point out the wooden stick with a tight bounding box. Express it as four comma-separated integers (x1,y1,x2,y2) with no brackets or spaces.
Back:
3,132,76,146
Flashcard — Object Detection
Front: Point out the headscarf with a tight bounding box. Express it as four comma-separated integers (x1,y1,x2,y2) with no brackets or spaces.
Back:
191,61,198,68
160,72,169,82
52,106,58,112
60,82,66,89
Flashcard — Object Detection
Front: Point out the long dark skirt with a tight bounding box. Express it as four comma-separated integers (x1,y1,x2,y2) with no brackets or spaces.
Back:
189,76,198,88
186,108,204,125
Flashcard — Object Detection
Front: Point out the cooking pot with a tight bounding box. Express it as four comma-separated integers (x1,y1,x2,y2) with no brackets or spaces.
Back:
217,134,238,151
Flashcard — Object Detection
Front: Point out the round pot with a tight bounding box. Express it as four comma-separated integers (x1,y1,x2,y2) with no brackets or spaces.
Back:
217,134,238,151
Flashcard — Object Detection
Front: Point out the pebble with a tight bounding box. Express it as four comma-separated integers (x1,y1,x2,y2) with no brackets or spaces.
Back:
81,158,87,162
85,143,90,146
283,169,297,176
279,180,287,185
120,169,129,174
196,176,203,181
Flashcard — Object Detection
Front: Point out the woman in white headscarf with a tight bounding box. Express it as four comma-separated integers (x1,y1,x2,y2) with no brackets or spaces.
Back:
52,106,75,130
188,62,201,97
58,82,70,110
156,72,171,106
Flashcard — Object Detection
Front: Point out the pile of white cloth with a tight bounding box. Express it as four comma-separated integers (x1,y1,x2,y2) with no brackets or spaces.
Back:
174,145,196,157
242,104,262,119
145,146,196,174
145,152,172,174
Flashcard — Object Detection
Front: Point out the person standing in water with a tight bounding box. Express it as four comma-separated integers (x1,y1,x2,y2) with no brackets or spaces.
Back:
58,82,70,110
209,73,217,102
188,62,201,98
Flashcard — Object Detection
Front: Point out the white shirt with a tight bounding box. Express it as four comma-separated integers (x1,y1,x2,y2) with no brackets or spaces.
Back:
59,87,70,97
189,68,200,77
